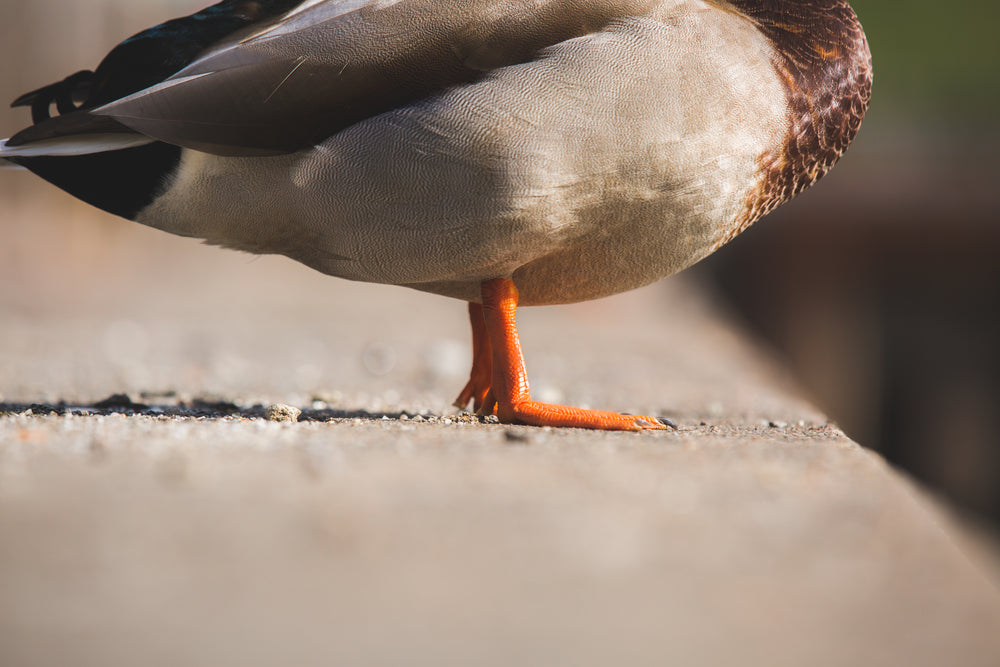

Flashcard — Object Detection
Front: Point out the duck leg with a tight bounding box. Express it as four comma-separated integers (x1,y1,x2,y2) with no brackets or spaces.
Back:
468,277,668,431
453,302,493,411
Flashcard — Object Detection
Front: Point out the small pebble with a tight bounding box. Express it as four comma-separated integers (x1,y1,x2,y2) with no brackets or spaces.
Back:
265,404,301,423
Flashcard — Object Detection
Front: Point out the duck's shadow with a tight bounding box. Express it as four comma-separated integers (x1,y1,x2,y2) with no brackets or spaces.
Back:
0,392,439,423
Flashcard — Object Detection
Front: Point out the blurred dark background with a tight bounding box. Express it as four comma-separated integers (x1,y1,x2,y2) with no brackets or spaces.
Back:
1,1,998,523
699,0,1000,524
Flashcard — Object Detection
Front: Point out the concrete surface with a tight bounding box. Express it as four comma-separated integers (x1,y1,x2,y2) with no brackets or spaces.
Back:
2,191,1000,666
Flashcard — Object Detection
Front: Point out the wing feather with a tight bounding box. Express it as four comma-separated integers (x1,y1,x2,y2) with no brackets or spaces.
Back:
93,0,658,155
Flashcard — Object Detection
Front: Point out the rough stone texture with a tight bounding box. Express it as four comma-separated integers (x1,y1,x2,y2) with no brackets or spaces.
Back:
1,193,999,666
264,403,302,423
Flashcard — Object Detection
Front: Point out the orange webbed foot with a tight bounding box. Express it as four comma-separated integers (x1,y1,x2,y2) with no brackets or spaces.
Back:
501,400,670,431
456,277,674,432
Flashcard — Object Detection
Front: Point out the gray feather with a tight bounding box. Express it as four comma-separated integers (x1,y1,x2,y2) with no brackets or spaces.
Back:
93,0,658,155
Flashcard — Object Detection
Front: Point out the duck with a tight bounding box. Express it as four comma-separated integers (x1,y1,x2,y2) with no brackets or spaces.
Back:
1,0,872,431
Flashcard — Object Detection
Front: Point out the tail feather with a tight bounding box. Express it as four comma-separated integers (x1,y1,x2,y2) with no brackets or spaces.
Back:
0,133,153,159
0,156,26,170
11,70,95,123
4,141,182,220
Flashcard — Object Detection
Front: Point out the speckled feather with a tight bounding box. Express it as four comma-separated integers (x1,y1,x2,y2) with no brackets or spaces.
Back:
723,0,873,241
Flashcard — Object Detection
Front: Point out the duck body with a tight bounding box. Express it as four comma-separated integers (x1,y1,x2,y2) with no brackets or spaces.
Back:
3,0,872,429
139,1,792,305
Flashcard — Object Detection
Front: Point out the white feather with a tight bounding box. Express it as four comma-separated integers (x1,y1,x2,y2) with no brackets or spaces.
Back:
252,0,404,41
0,134,154,158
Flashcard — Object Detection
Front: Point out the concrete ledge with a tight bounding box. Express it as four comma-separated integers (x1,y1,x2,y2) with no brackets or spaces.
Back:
1,208,999,666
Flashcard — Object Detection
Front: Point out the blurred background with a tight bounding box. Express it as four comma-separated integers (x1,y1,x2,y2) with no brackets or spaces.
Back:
0,0,997,524
700,0,1000,527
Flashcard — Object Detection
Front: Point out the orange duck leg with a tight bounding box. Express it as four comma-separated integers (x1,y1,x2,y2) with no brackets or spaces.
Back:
453,301,493,412
454,277,671,431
